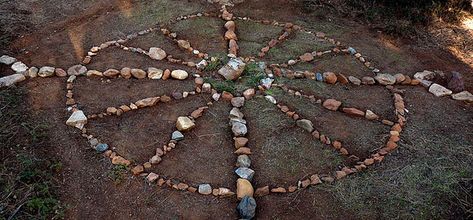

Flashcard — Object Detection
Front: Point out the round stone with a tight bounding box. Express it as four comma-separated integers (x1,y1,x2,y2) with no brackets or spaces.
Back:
171,70,189,80
95,143,109,153
67,65,87,76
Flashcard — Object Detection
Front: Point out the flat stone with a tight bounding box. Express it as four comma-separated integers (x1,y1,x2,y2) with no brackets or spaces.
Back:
148,68,163,79
146,173,159,183
11,62,28,73
342,108,365,117
310,174,322,185
296,119,314,132
87,70,103,77
135,97,159,108
66,110,87,129
365,110,379,120
255,186,270,197
67,65,87,76
38,66,55,77
375,74,396,85
337,73,349,84
231,97,245,107
414,70,435,81
394,73,406,83
198,184,212,195
271,187,287,193
348,76,361,85
236,155,251,168
243,88,255,100
111,156,131,166
172,131,184,141
429,83,452,97
299,53,314,62
103,69,120,78
0,55,17,65
323,99,342,111
171,70,188,80
235,167,255,181
0,74,26,87
177,40,191,50
131,68,147,79
234,137,248,148
218,58,246,80
176,116,195,131
452,91,473,102
131,165,144,175
148,47,167,60
234,147,252,155
236,178,254,199
55,68,67,77
232,122,247,137
237,196,257,219
362,76,375,85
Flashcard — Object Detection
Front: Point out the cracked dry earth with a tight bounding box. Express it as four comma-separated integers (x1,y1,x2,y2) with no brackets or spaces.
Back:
1,0,472,219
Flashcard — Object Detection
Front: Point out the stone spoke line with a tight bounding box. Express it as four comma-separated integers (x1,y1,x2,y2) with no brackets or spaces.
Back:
1,0,472,218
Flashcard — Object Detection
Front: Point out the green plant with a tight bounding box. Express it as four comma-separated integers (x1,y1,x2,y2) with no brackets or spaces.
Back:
204,77,236,94
108,164,128,185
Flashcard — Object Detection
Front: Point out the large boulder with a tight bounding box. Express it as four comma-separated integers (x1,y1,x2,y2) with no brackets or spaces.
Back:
218,58,246,80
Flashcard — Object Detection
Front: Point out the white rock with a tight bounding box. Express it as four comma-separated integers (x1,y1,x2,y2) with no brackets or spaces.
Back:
38,66,55,77
66,110,87,129
0,74,26,87
148,68,163,79
176,116,195,131
414,70,436,81
429,83,452,97
28,67,38,78
11,62,28,73
218,58,245,80
196,60,208,70
212,93,221,101
375,74,396,85
0,55,17,65
265,95,277,104
171,70,189,80
148,47,167,60
452,91,473,102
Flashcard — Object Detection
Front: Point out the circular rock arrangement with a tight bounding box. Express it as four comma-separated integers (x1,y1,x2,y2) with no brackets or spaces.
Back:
0,0,471,219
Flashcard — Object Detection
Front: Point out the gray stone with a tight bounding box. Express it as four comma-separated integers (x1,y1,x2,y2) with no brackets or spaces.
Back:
95,143,109,153
89,138,99,146
375,74,396,85
362,76,375,85
38,66,55,77
67,65,87,76
0,55,17,65
429,83,452,97
218,58,246,80
172,131,184,141
148,47,167,60
28,67,38,78
231,97,245,107
0,74,26,87
235,167,255,181
229,107,244,119
452,91,473,102
414,70,435,81
198,184,212,195
66,110,87,129
11,62,28,73
237,196,257,219
232,122,247,137
420,79,433,88
236,155,251,168
348,76,361,85
296,119,314,132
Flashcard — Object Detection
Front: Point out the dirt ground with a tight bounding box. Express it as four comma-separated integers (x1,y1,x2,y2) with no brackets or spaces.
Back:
1,0,473,219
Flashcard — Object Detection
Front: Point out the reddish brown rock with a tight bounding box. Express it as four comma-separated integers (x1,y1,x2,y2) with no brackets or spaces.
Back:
364,158,375,166
131,165,144,175
299,53,314,62
234,137,249,148
323,99,342,111
310,174,322,185
288,186,297,193
271,187,287,193
342,107,365,117
255,186,270,197
323,72,337,84
337,73,349,84
234,147,252,155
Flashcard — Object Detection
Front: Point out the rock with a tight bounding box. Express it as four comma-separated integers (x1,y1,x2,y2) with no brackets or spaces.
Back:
448,72,464,93
0,55,17,65
131,165,144,175
131,69,147,79
235,147,252,155
420,79,433,88
323,99,342,111
55,68,67,77
0,74,26,87
172,131,184,141
218,58,246,81
176,116,195,131
296,119,314,132
120,67,131,79
236,178,254,199
148,68,163,79
261,77,274,89
177,40,191,50
236,155,251,168
337,73,349,84
375,74,396,85
213,188,234,197
365,110,379,120
87,70,103,77
67,65,87,76
243,88,255,100
342,108,365,117
67,75,76,83
148,47,167,60
162,69,171,80
149,155,162,164
225,21,236,31
232,122,247,136
237,196,257,219
452,91,473,102
11,62,28,73
310,174,322,185
222,91,234,100
361,76,375,85
234,137,248,148
28,67,38,78
235,167,255,181
103,69,120,78
265,95,276,104
146,173,159,183
198,184,212,195
225,30,237,40
171,70,189,80
316,72,323,81
299,53,314,62
429,83,452,97
231,97,245,107
255,186,270,197
191,107,206,118
348,47,357,55
135,97,159,108
228,39,239,55
230,107,244,119
112,156,131,166
271,187,287,193
38,66,55,77
66,110,87,129
394,74,406,83
323,72,337,84
95,143,109,153
348,76,361,85
202,83,212,93
196,60,208,70
414,70,435,81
